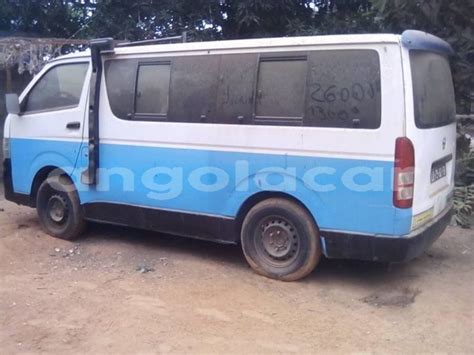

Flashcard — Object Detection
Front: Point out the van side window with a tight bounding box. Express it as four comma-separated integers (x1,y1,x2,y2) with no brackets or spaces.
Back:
255,57,307,124
105,51,380,128
168,56,220,123
135,63,171,119
23,63,88,113
104,59,137,120
305,50,381,129
215,53,258,125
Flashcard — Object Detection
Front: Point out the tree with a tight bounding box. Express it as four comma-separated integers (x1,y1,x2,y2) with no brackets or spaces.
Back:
0,0,86,37
43,0,224,41
219,0,313,38
371,0,474,114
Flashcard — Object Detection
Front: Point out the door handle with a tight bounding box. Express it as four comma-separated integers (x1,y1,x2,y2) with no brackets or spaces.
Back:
66,121,81,130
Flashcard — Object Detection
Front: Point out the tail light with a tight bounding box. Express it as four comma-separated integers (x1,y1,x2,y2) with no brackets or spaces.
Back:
393,137,415,208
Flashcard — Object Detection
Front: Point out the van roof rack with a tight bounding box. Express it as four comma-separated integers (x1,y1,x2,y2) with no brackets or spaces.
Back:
116,32,187,48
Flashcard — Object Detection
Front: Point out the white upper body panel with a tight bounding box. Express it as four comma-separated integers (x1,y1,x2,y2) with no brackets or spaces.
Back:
94,36,405,162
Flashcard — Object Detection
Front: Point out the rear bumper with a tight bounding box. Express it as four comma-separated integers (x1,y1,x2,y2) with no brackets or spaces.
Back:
3,159,32,206
322,207,453,262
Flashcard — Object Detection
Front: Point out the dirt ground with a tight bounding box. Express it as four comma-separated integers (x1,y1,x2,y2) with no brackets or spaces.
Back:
1,186,473,354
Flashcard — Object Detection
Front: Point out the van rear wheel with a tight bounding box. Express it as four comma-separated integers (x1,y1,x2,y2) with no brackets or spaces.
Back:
241,198,321,281
36,175,86,240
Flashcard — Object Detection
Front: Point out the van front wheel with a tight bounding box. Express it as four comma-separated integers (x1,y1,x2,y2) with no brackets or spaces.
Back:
36,176,86,240
241,198,321,281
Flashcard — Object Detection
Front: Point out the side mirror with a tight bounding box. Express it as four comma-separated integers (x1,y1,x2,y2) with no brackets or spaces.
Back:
5,93,20,115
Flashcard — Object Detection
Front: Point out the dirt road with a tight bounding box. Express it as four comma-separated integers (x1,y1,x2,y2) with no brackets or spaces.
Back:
1,189,473,353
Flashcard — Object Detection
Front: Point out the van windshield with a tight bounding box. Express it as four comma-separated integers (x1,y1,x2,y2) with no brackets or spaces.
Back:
410,51,456,129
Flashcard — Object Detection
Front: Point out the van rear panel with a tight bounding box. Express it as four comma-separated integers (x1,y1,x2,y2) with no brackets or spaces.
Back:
404,49,456,230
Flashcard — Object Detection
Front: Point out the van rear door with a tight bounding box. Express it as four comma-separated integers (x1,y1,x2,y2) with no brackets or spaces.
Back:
405,49,456,230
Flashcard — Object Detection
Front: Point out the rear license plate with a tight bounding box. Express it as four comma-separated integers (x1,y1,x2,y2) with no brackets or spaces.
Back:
431,164,446,183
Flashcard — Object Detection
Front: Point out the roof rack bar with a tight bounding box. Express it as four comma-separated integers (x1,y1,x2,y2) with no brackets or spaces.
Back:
116,32,187,48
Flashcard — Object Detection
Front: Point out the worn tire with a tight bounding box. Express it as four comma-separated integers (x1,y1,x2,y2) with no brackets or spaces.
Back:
36,175,86,240
241,198,321,281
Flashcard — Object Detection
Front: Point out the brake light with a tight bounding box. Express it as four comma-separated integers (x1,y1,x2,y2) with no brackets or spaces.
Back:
393,137,415,208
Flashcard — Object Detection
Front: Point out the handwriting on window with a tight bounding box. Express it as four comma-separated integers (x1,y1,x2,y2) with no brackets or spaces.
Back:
308,80,379,122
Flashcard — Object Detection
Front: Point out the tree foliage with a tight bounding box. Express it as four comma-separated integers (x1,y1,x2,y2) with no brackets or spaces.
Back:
0,0,86,37
0,1,383,39
372,0,474,113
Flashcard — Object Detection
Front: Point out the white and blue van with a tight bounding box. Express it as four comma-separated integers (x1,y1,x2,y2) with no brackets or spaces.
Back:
3,30,456,281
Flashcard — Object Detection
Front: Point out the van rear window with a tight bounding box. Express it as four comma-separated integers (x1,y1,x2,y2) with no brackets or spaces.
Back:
410,51,456,129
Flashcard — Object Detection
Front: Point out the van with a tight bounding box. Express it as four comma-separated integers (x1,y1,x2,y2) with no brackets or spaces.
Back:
3,30,456,281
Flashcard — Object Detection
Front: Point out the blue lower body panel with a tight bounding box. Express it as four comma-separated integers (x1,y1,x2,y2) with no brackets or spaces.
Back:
10,138,412,238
